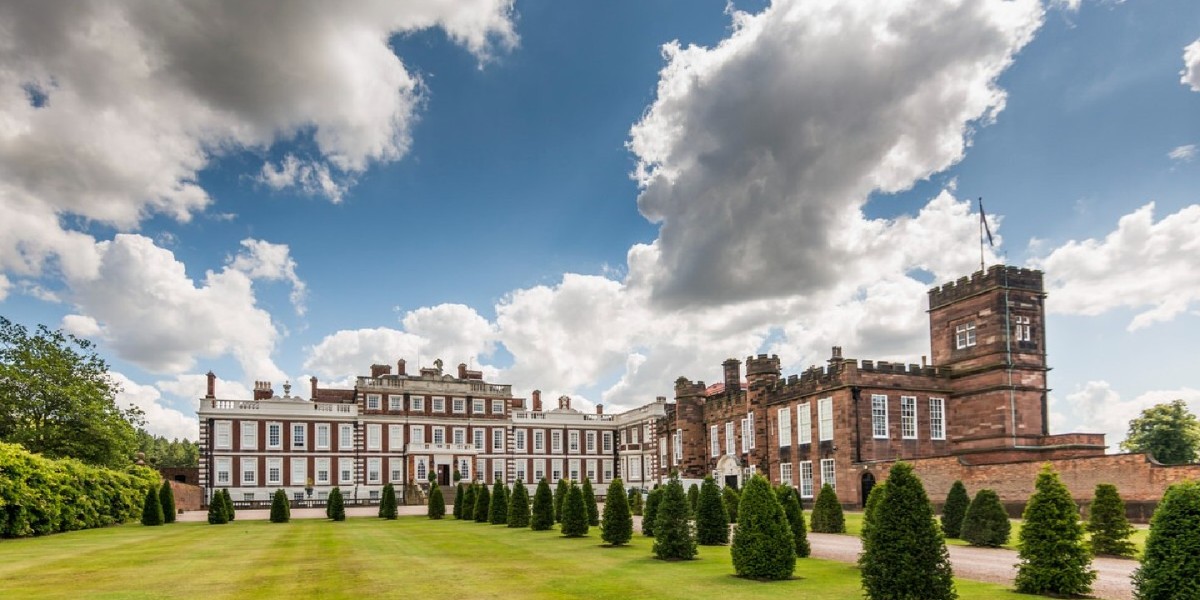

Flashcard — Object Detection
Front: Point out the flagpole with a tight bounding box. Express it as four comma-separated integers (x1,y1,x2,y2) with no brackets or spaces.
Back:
979,198,985,273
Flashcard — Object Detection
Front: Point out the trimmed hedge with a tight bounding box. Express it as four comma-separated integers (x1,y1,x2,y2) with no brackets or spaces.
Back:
687,483,700,515
560,481,589,537
461,484,477,521
531,478,555,531
0,442,159,538
961,489,1010,548
140,486,164,526
652,475,696,560
159,480,176,524
859,462,955,600
1087,483,1136,558
628,487,644,516
453,482,464,519
777,485,809,558
810,483,845,533
731,474,794,580
474,483,491,523
1134,481,1200,599
488,481,508,525
695,476,729,545
941,480,969,539
508,481,530,528
723,485,740,524
554,479,568,523
328,487,345,521
601,478,632,546
582,478,599,526
1015,465,1095,597
643,486,664,537
270,489,290,523
379,483,398,519
221,488,235,522
428,483,445,519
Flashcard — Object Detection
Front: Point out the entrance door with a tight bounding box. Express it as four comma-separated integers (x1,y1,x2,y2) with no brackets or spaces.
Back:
437,464,451,486
860,472,876,508
724,475,738,490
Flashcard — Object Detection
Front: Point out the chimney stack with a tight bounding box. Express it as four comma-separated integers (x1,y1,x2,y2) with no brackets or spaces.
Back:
532,390,542,412
722,358,741,391
253,381,273,401
205,371,216,399
596,404,604,415
310,376,318,399
369,364,391,379
921,355,927,368
458,363,467,379
397,359,406,376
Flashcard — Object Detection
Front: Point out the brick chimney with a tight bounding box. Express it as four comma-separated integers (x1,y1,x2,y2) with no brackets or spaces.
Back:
205,371,216,399
458,363,467,379
370,364,391,378
532,390,542,412
309,376,318,399
396,359,406,376
596,404,604,415
253,381,273,400
722,358,741,392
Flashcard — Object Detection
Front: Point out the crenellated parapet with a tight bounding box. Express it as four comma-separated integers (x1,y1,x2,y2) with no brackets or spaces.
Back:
927,265,1044,310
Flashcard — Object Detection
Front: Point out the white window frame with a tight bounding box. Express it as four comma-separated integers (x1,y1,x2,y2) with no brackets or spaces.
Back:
493,399,505,415
432,396,445,413
515,429,527,451
798,402,812,445
215,457,231,485
410,425,425,446
214,421,232,450
366,394,380,410
568,459,580,482
339,423,353,450
534,430,545,452
628,456,641,480
240,420,256,450
315,457,330,485
492,428,504,451
515,460,527,483
453,427,466,446
367,458,381,484
551,459,563,483
710,425,720,457
390,459,403,483
748,411,755,449
930,397,946,440
586,459,597,482
417,458,428,482
495,459,506,483
367,423,381,450
338,458,354,484
552,430,562,453
452,397,466,413
389,424,403,450
474,429,485,450
799,461,814,498
240,457,256,485
473,398,485,414
820,458,836,491
410,395,424,411
534,459,546,482
901,396,917,440
459,458,470,482
586,431,596,453
432,426,445,445
955,322,977,349
602,459,613,481
673,429,682,464
291,457,306,487
316,423,330,450
725,422,735,455
818,397,834,442
389,395,403,411
291,423,306,450
267,457,283,486
777,407,792,447
568,430,579,452
871,394,889,439
1015,315,1032,342
740,418,750,453
602,431,612,453
780,462,793,486
267,422,282,450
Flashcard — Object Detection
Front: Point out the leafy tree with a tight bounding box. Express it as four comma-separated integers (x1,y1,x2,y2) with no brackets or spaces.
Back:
328,487,345,522
652,474,697,560
453,482,464,519
731,474,794,579
860,482,887,556
159,479,176,523
628,487,643,516
777,485,809,558
554,479,568,522
1015,465,1095,597
461,483,477,521
326,487,340,519
723,485,740,524
531,478,555,531
687,483,700,515
379,483,398,519
508,480,530,528
0,318,142,468
489,481,509,524
1133,481,1200,599
270,489,291,523
960,489,1010,548
207,491,228,524
474,482,491,523
601,478,632,546
135,430,199,468
809,483,845,533
221,488,235,522
140,486,164,526
695,476,729,545
859,462,955,600
940,481,969,539
560,481,589,537
643,486,664,536
1120,400,1200,464
428,482,445,519
582,478,599,526
1086,483,1135,558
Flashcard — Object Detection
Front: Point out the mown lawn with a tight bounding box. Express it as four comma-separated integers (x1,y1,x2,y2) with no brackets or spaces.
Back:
0,516,1035,599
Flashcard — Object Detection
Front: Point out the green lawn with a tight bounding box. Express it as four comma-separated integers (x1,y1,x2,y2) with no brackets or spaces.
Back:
0,516,1035,599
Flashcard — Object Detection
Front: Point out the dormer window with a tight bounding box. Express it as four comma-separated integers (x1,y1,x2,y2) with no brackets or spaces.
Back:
955,322,976,349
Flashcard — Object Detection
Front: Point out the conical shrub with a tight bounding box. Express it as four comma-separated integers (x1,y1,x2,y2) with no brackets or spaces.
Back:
428,483,445,519
1133,481,1200,599
1086,483,1135,557
810,483,844,533
461,483,477,521
554,479,568,523
489,481,509,524
695,476,729,545
219,488,235,522
326,487,338,518
206,490,227,525
474,483,491,523
453,482,464,519
859,462,954,600
582,478,599,526
141,486,164,526
379,483,398,519
961,489,1010,548
731,474,794,580
329,487,345,521
860,482,887,556
1015,465,1095,597
531,478,555,531
941,480,969,539
560,482,589,537
777,485,809,558
508,480,530,528
723,485,740,524
270,489,291,523
687,483,700,515
643,486,664,536
159,480,176,524
628,487,643,516
601,477,633,546
652,475,696,560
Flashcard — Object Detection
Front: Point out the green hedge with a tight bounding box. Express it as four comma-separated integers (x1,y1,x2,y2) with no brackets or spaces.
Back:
0,442,159,538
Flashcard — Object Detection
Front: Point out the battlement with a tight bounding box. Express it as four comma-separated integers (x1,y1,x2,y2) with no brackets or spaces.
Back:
928,265,1044,310
767,356,951,397
674,376,708,398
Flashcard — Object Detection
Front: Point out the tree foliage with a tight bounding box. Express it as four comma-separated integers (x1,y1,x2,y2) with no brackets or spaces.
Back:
777,485,809,558
140,486,164,526
508,480,530,528
1086,483,1135,558
206,491,227,525
940,480,969,539
428,482,445,519
860,482,887,557
554,479,568,523
489,481,508,525
652,475,696,560
730,474,793,580
859,463,956,600
474,483,490,523
601,477,632,546
643,486,663,537
1120,399,1200,465
453,482,464,519
326,487,341,519
628,487,643,516
0,318,142,468
270,489,290,523
221,488,235,522
530,478,555,531
810,483,845,533
135,430,199,468
379,483,398,519
560,481,589,537
695,476,729,545
960,489,1010,548
1133,481,1200,599
1015,465,1094,597
723,485,740,524
461,483,477,521
159,479,176,524
582,478,599,526
328,487,345,521
687,483,699,515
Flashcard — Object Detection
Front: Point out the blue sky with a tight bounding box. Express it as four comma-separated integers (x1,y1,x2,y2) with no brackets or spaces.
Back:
1,0,1198,446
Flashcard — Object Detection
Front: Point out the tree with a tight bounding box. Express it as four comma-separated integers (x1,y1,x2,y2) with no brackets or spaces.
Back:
652,474,697,560
687,483,700,515
695,476,729,545
0,318,142,468
328,487,345,522
1133,481,1200,599
531,478,555,531
810,484,845,533
135,430,199,468
960,489,1010,548
461,483,477,521
940,481,969,539
379,482,398,519
1015,465,1095,597
554,479,568,522
1086,483,1135,558
159,479,176,524
141,486,164,526
628,487,643,516
860,482,887,556
1121,399,1200,465
326,487,341,519
723,485,740,524
221,488,235,522
474,482,491,523
489,481,508,525
453,482,464,519
731,474,794,580
859,463,955,600
508,480,530,528
270,489,291,523
560,482,589,537
582,478,599,526
601,478,633,546
643,486,664,537
777,485,809,558
428,482,445,519
207,491,228,524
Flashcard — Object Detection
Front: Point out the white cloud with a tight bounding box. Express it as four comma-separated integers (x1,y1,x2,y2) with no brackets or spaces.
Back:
226,239,307,316
1182,39,1200,92
156,373,252,404
1168,144,1197,163
258,154,348,203
112,372,200,442
1058,380,1200,451
1034,203,1200,330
